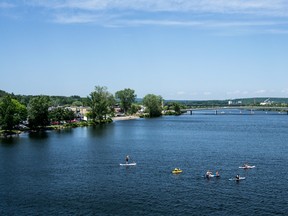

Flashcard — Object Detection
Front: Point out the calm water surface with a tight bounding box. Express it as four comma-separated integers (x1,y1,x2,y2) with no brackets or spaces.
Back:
1,114,287,215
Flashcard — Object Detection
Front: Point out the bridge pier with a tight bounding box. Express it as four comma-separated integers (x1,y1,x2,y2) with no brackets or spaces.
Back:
190,110,193,115
215,110,218,115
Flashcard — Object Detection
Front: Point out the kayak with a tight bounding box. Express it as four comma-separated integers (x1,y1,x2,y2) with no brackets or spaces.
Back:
239,165,255,169
120,162,137,166
172,168,182,174
229,177,246,181
204,174,220,178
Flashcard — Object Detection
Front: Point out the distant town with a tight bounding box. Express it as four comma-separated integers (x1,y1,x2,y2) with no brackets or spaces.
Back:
1,88,288,136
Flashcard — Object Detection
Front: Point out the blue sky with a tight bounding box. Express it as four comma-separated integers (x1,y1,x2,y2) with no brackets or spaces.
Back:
1,0,288,100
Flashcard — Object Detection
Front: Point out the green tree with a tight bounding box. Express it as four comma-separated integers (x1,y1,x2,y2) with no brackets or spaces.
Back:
28,96,51,129
49,107,76,123
81,97,90,107
64,109,76,122
173,102,182,115
0,90,9,98
88,86,115,123
115,88,137,114
72,101,83,107
129,104,141,115
0,95,27,130
143,94,163,117
49,107,65,123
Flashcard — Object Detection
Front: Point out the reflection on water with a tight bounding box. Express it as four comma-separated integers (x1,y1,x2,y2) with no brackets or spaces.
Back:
0,115,287,215
28,131,49,139
0,136,21,147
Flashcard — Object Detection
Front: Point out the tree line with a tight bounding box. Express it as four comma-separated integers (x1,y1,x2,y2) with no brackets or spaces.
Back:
0,86,177,132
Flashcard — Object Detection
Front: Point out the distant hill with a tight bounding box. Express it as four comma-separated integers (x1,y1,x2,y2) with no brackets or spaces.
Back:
0,90,9,97
1,89,288,106
227,97,288,105
0,89,89,106
164,99,228,107
164,97,288,106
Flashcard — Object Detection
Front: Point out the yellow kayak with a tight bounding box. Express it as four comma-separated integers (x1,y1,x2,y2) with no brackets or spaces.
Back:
172,168,183,174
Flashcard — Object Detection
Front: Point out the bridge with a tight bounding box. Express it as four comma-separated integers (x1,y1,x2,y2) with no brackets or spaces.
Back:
181,106,288,115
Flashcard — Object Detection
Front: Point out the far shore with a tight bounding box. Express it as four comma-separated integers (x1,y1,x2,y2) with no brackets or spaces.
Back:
112,115,140,121
0,116,140,137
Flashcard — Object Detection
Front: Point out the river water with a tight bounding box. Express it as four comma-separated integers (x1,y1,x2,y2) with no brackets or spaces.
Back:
1,114,287,215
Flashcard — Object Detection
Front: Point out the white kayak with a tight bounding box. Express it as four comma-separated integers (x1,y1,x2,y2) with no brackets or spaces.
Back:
229,177,246,181
204,174,220,178
239,165,255,169
120,162,137,166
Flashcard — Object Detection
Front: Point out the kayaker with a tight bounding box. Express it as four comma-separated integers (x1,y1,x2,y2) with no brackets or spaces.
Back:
206,170,212,178
236,174,240,180
125,155,129,164
216,171,220,177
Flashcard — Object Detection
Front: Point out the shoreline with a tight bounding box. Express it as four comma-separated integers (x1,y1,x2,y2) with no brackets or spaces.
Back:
112,115,140,121
0,116,140,137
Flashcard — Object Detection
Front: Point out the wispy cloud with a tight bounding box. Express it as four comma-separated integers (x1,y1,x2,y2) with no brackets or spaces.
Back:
281,89,288,94
177,91,186,95
255,89,267,94
27,0,288,15
226,90,249,96
5,0,288,33
54,13,103,24
117,19,286,28
0,2,15,9
266,29,288,34
203,92,212,96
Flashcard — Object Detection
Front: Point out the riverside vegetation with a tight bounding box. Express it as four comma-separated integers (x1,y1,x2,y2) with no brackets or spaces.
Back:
0,86,175,136
1,87,287,137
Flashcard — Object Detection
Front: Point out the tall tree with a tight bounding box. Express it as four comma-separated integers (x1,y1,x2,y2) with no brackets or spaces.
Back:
115,88,137,114
0,95,27,130
0,90,9,98
49,107,76,123
28,96,51,129
72,101,83,107
173,102,182,115
63,109,76,122
129,104,141,115
88,86,115,122
143,94,163,117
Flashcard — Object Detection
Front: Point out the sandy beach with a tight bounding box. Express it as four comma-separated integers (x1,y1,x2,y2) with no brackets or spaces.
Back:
112,115,140,121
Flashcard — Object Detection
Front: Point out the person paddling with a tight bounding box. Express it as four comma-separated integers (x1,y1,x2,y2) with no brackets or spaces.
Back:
205,170,212,178
125,155,129,164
